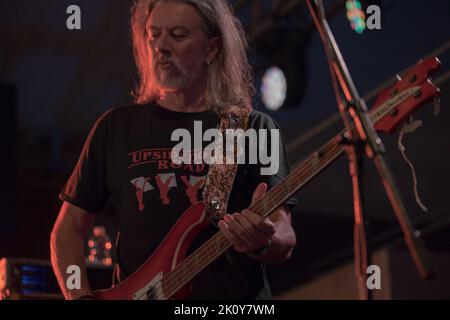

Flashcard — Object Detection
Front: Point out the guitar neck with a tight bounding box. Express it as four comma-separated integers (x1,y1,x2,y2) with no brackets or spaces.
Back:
159,93,405,299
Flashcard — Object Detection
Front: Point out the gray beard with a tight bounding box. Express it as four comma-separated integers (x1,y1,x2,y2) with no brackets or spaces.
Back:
155,63,205,91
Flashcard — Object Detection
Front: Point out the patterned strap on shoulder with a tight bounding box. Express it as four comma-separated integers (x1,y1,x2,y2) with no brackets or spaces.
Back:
202,105,250,223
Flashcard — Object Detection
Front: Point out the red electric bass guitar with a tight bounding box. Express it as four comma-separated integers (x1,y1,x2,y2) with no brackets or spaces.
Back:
93,57,441,300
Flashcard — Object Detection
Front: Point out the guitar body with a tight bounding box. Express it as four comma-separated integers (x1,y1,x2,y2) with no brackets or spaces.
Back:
93,202,209,300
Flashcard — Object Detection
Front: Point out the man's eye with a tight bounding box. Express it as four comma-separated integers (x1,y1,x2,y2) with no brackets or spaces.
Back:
173,34,187,40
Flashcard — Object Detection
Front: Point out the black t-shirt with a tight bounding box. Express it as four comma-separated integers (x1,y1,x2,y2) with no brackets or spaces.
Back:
60,102,297,299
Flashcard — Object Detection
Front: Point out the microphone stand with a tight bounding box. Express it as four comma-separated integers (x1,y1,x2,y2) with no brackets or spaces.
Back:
306,0,432,300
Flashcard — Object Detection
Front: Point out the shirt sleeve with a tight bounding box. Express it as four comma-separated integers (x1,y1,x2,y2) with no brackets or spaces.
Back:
59,113,109,214
245,111,298,212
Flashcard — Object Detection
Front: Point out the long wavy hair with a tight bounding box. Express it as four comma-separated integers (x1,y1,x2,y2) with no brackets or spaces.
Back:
131,0,254,109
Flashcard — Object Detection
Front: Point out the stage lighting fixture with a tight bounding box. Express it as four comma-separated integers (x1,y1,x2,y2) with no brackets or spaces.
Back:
346,0,366,34
261,66,287,111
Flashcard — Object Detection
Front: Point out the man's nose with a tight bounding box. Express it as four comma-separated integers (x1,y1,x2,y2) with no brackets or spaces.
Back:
154,33,172,57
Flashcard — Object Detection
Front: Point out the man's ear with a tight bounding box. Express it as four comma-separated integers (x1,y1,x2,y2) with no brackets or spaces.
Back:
206,37,221,65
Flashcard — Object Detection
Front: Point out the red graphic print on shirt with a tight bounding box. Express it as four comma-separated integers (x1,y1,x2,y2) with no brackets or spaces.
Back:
128,148,207,208
181,175,206,204
155,173,176,205
130,177,154,211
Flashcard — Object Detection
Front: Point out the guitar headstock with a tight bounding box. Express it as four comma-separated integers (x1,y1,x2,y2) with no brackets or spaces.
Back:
371,57,441,134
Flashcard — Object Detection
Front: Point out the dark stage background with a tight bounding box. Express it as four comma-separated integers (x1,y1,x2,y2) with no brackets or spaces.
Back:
0,0,449,299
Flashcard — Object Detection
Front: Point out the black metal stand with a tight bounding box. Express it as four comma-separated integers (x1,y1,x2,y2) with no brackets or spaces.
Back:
341,133,372,300
307,0,432,300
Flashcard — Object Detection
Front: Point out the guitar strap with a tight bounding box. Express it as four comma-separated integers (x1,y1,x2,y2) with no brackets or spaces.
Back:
202,105,251,224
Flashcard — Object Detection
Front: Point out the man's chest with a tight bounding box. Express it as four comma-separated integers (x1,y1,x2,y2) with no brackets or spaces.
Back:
108,119,217,213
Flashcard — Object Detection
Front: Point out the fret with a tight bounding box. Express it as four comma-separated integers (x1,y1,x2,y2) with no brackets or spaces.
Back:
174,277,181,289
218,233,230,251
251,198,265,217
261,198,268,217
207,244,216,261
283,179,292,195
213,235,222,253
180,270,188,283
205,246,213,262
216,237,226,254
177,269,187,283
184,257,196,276
193,252,200,273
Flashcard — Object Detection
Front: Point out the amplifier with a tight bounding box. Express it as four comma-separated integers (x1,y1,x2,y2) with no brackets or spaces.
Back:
0,257,114,300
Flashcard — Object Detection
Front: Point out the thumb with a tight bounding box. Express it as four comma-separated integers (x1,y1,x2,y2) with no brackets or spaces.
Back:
251,182,268,206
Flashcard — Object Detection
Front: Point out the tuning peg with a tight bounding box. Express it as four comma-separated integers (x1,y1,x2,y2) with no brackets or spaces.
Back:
403,118,423,134
433,97,441,117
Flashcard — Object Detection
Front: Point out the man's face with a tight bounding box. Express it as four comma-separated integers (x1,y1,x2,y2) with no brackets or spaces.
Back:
147,1,217,91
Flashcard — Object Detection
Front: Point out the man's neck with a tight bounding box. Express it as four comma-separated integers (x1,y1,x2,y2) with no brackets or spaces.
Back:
156,83,208,113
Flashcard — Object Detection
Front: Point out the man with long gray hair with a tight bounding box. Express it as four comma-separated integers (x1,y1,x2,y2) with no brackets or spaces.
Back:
51,0,297,300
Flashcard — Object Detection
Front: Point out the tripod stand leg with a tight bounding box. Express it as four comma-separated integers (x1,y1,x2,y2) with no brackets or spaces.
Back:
373,155,432,279
354,222,369,300
347,143,371,300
